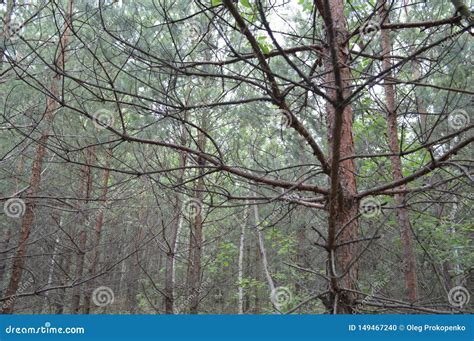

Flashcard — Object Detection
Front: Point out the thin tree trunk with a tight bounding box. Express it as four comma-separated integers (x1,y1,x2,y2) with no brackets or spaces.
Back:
411,58,429,142
83,148,112,313
71,146,95,313
41,232,60,313
254,238,262,313
379,0,418,303
0,229,11,291
295,221,306,296
55,251,72,314
1,0,74,314
447,198,462,286
237,201,249,314
252,192,276,308
164,152,187,314
189,127,206,314
244,241,251,312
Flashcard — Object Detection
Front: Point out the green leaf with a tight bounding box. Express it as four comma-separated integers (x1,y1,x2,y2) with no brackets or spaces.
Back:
240,0,252,8
211,0,222,6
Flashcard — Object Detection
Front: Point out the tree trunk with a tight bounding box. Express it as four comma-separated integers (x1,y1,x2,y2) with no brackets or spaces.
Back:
55,251,72,314
41,232,60,313
0,229,12,291
0,0,74,314
189,128,206,314
71,146,95,313
237,201,249,314
295,221,306,296
253,193,276,300
323,0,359,313
379,0,418,303
83,148,112,313
164,152,187,314
254,238,262,313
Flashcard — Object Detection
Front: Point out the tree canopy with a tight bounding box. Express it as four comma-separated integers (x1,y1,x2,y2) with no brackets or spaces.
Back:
0,0,472,314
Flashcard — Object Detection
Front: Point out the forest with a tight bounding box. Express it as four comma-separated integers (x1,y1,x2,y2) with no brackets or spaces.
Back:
0,0,472,315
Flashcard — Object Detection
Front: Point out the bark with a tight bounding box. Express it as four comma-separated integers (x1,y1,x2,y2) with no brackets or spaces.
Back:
379,0,418,303
83,148,112,313
322,0,359,313
295,222,306,296
244,242,251,312
411,58,429,142
41,233,60,313
431,192,455,290
71,146,95,313
237,201,249,314
447,198,462,286
188,127,206,314
0,229,11,290
253,196,275,295
254,238,262,313
0,0,74,314
55,252,72,314
164,152,187,314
